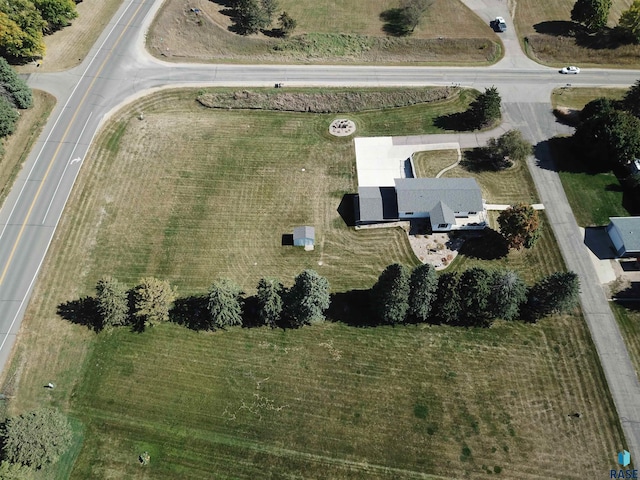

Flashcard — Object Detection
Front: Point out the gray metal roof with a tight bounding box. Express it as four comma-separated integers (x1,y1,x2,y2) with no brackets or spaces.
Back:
293,226,315,241
429,201,455,226
394,178,483,213
357,187,398,222
609,217,640,253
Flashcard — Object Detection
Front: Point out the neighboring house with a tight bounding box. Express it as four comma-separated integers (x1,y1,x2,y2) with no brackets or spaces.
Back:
357,178,487,232
606,217,640,257
293,226,315,250
629,158,640,174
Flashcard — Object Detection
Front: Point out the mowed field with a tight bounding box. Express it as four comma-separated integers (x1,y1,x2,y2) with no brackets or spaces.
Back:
514,0,640,67
2,89,626,479
148,0,500,64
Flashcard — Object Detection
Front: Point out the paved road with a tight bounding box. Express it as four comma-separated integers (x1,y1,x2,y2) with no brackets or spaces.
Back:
3,0,640,465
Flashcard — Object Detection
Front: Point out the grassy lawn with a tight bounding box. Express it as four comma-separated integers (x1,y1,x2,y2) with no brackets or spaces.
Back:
551,87,627,110
1,88,626,479
16,0,124,73
612,302,640,374
412,149,458,178
148,0,500,65
514,0,640,67
0,90,56,207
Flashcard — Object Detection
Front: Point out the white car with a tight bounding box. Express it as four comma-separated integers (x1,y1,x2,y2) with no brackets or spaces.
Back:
560,66,580,74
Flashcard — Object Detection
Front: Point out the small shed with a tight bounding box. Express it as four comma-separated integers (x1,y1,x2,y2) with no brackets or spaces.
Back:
606,217,640,257
293,226,315,250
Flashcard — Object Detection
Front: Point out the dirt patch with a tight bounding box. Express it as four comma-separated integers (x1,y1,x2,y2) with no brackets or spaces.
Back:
197,88,456,113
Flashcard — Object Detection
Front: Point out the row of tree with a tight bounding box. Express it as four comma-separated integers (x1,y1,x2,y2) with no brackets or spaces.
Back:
84,260,576,334
571,0,640,43
0,58,33,156
93,269,330,331
0,0,78,60
229,0,296,37
371,264,580,327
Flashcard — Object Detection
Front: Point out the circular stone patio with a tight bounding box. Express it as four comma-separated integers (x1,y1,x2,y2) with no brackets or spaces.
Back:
329,119,356,137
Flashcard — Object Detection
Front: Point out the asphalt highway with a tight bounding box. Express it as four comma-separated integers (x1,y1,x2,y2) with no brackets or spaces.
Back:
3,0,640,466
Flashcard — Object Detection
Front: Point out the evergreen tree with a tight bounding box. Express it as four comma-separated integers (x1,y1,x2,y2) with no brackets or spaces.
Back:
488,270,527,321
0,57,33,109
285,269,330,326
133,277,176,328
622,79,640,118
527,272,580,320
256,277,283,327
469,86,501,128
278,11,296,36
0,97,18,138
457,267,493,326
618,0,640,44
95,276,129,328
408,263,437,322
370,263,410,325
207,278,244,329
431,272,460,325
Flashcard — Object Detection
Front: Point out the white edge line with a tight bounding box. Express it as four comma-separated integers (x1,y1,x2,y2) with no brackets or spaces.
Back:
42,112,93,224
0,0,137,244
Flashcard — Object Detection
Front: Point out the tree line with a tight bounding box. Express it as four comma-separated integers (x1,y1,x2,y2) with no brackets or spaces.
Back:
60,263,578,333
0,0,78,60
571,0,640,44
0,57,33,157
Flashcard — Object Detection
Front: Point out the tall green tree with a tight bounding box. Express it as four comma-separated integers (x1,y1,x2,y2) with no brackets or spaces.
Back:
622,79,640,118
207,278,244,329
399,0,433,34
95,276,129,329
408,263,437,322
488,270,527,321
0,97,19,138
0,461,34,480
457,267,493,326
370,263,411,325
256,277,283,327
571,0,611,32
0,0,46,59
618,0,640,43
33,0,77,34
278,11,296,36
469,86,501,128
285,269,330,326
527,272,580,320
1,409,73,469
0,57,32,109
431,272,460,324
133,277,176,328
260,0,278,25
233,0,269,34
497,203,542,250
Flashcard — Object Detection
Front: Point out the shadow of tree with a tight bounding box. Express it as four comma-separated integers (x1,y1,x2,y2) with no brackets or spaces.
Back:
533,21,629,50
380,8,411,37
170,294,210,330
327,290,377,326
433,110,475,131
458,228,508,260
57,296,101,332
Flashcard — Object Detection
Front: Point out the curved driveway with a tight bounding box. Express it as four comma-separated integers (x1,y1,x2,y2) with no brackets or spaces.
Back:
2,0,640,464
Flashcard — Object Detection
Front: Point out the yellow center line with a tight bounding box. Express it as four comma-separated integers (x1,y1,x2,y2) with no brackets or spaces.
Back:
0,0,147,285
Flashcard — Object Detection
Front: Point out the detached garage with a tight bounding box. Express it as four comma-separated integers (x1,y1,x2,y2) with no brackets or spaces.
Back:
606,217,640,257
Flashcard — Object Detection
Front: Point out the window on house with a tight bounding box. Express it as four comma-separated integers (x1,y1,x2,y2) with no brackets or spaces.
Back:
405,212,414,215
469,211,477,215
437,223,448,229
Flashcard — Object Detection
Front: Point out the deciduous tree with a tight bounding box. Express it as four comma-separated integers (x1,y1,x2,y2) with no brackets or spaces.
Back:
371,263,410,325
0,461,34,480
285,269,330,326
256,277,283,327
571,0,611,32
95,276,129,328
0,0,46,59
618,0,640,43
408,263,437,322
33,0,77,34
488,270,527,321
399,0,432,34
133,277,176,328
1,408,73,469
497,203,542,250
207,278,244,329
483,129,532,170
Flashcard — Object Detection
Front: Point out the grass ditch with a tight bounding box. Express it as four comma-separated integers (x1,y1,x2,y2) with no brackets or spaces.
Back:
1,87,625,479
514,0,640,67
0,90,56,208
148,0,500,65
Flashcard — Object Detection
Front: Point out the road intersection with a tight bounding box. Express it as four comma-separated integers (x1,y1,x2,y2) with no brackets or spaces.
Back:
2,0,640,465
